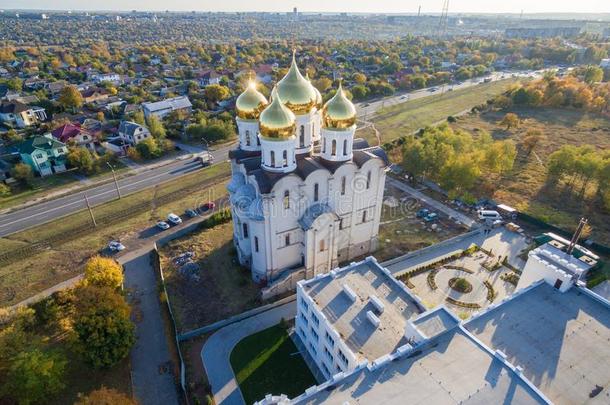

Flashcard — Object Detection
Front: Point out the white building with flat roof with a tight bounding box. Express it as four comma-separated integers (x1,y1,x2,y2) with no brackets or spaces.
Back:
295,257,425,380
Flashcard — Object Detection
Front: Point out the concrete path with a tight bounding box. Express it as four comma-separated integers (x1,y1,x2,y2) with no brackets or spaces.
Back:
201,302,296,405
387,177,477,229
122,247,180,405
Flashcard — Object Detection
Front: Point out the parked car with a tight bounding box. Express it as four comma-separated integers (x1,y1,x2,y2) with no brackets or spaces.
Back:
108,241,125,252
424,213,439,222
478,210,502,221
185,208,198,218
167,213,182,225
156,221,170,230
416,208,430,218
200,201,216,212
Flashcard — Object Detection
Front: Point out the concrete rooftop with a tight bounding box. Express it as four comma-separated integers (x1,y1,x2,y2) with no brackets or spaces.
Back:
295,328,547,405
303,259,423,361
412,307,459,340
465,283,610,405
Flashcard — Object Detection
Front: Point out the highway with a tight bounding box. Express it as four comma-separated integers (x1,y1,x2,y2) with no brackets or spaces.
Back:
0,69,540,237
0,144,234,237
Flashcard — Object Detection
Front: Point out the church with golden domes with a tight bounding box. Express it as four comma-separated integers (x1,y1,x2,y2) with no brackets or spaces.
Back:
227,52,388,288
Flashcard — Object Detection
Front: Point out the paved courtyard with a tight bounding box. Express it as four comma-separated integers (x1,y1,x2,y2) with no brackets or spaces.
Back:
408,251,518,313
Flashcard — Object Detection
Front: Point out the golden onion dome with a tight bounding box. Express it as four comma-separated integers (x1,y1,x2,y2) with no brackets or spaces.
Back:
259,87,296,140
322,83,357,129
235,82,268,120
276,52,318,115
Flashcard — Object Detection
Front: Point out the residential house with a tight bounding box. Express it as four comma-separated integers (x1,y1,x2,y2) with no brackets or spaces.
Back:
198,70,222,86
46,80,68,97
87,72,122,85
118,121,151,146
51,123,96,150
255,64,276,84
80,87,110,104
0,101,47,128
142,96,192,120
600,59,610,70
15,134,68,176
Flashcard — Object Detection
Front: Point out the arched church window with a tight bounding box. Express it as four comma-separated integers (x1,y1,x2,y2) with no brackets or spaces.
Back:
257,135,260,146
283,190,290,209
245,130,251,146
343,139,348,156
362,210,367,223
254,237,259,252
331,140,337,156
299,125,305,147
366,171,371,189
341,176,346,195
243,223,249,238
270,151,275,167
319,239,325,252
283,150,288,167
314,183,319,202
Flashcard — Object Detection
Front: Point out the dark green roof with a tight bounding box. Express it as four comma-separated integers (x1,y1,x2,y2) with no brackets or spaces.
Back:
15,135,66,155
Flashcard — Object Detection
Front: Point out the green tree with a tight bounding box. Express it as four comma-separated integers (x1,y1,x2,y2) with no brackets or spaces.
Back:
3,349,66,405
583,65,603,84
135,137,162,159
67,147,95,174
73,286,135,369
0,183,10,197
10,163,33,186
204,84,231,103
146,115,166,139
58,85,83,112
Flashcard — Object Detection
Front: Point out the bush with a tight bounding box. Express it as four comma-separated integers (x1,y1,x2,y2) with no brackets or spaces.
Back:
10,163,34,186
75,386,137,405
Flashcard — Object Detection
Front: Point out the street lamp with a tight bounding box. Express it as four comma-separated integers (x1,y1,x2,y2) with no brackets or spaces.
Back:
107,162,121,199
201,137,209,150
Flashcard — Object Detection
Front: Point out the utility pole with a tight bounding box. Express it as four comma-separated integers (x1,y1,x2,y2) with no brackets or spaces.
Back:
84,193,96,227
107,162,121,199
438,0,449,37
418,5,421,17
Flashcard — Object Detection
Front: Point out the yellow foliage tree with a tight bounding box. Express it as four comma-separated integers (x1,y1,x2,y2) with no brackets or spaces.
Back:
83,256,123,289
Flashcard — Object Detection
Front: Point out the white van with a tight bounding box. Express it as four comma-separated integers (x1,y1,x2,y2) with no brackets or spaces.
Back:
478,210,502,221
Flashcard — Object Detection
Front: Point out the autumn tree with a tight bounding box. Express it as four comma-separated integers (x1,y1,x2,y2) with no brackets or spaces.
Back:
146,115,166,139
521,129,545,155
75,387,137,405
499,113,519,130
83,256,123,289
583,66,603,84
73,286,135,369
10,163,34,186
58,85,83,112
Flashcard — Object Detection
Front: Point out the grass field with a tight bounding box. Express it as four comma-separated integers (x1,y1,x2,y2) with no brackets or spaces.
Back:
450,107,610,245
230,324,316,404
0,162,231,306
160,220,260,332
369,78,521,145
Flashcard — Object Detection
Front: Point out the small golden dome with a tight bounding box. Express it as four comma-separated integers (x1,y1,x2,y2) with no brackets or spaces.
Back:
322,83,357,129
276,51,317,115
236,82,268,120
259,87,296,140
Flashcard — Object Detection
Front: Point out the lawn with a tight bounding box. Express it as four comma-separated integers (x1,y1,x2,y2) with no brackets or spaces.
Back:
230,324,316,404
0,162,231,306
160,221,261,332
450,107,610,245
370,78,521,145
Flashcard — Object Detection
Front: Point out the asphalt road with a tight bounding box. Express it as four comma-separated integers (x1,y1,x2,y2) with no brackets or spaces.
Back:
0,144,233,237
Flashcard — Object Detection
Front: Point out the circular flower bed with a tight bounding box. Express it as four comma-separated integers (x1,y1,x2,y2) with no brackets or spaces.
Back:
449,277,473,294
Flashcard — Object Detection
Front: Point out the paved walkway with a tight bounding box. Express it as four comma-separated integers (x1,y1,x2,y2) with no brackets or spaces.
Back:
201,302,296,405
385,227,529,277
387,177,477,229
122,247,180,405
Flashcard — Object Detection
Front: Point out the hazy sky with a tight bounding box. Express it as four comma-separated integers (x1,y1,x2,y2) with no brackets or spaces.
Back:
1,0,608,14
